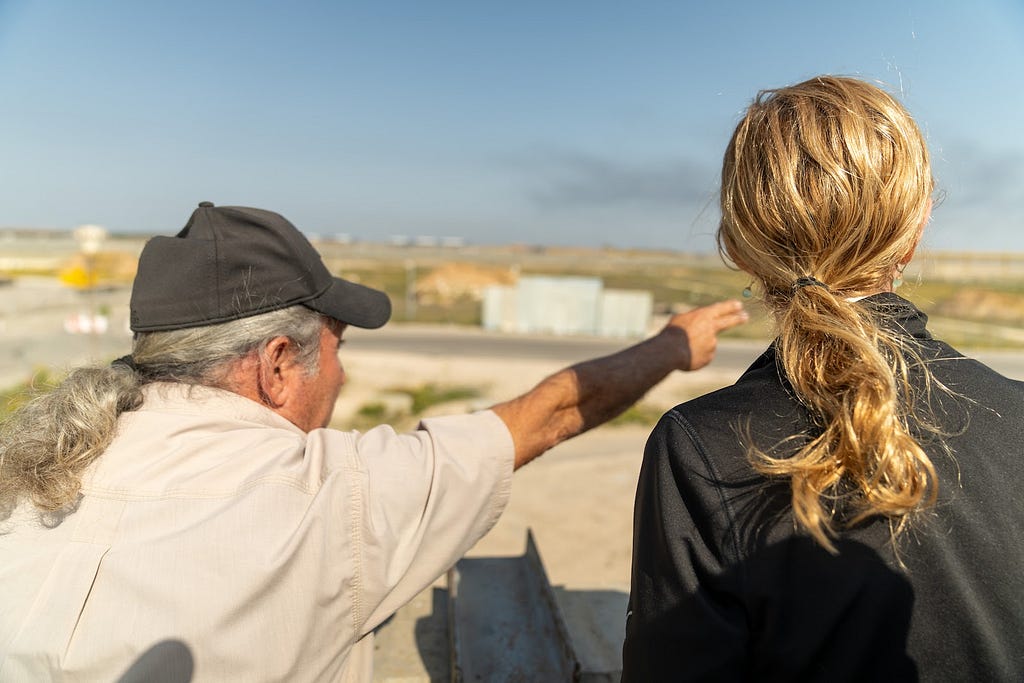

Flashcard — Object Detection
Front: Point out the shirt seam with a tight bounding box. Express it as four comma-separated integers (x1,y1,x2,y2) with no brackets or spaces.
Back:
79,472,334,501
348,467,365,631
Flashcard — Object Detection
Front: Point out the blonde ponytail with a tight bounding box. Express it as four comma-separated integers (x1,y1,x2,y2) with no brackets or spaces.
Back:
718,76,938,550
768,283,936,549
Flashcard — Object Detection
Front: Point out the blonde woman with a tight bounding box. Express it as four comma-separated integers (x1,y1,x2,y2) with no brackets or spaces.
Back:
623,76,1023,681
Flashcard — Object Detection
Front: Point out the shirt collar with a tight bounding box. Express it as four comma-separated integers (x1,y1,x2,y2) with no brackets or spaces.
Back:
139,382,307,435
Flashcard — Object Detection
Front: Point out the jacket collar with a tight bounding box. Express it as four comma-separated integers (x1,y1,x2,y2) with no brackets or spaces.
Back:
748,293,933,376
858,292,932,341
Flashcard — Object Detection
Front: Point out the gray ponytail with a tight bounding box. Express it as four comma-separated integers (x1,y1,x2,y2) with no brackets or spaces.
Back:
0,305,325,513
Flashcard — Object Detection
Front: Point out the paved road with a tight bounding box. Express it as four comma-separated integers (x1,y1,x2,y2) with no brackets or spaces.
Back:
0,280,133,387
347,325,1024,380
346,325,769,370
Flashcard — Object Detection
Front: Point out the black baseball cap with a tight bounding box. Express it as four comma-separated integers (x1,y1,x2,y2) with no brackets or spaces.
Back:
129,202,391,332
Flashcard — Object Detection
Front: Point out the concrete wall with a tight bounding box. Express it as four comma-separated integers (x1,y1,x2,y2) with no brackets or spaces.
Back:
483,276,651,337
598,289,654,338
516,276,602,336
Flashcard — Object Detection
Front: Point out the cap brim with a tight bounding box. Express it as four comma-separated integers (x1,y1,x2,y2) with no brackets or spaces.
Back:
305,278,392,329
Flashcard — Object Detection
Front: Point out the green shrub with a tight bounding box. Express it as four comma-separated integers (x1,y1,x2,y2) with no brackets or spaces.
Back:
395,383,482,414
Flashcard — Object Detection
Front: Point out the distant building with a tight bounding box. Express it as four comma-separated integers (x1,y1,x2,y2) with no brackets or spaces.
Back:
483,275,652,338
440,236,465,248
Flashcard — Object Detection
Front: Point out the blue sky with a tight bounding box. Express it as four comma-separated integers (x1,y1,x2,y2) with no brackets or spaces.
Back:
1,0,1022,252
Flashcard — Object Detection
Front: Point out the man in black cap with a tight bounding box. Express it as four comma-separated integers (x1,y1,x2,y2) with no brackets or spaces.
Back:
0,202,747,681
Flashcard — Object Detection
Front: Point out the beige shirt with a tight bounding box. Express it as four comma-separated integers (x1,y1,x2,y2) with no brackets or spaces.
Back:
0,383,514,682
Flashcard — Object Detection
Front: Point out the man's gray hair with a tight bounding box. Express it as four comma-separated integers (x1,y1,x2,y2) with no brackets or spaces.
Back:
134,305,324,386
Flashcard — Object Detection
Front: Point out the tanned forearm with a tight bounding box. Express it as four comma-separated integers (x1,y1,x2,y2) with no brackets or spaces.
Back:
491,300,748,469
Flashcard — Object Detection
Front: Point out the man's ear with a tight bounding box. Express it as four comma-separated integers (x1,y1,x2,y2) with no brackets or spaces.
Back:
257,335,296,408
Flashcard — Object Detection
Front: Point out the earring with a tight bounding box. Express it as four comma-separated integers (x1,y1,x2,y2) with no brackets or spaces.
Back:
893,264,907,289
742,285,753,299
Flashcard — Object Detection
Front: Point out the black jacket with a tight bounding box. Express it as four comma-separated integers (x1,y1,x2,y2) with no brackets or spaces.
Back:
623,294,1024,682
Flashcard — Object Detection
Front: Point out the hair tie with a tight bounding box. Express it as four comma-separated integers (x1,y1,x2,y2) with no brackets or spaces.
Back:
111,355,139,373
792,276,830,293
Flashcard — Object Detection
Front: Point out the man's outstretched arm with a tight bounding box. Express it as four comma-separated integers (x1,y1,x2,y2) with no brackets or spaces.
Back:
491,299,748,470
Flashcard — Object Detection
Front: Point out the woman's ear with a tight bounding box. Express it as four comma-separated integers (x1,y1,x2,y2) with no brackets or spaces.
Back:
723,241,753,275
901,199,932,266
